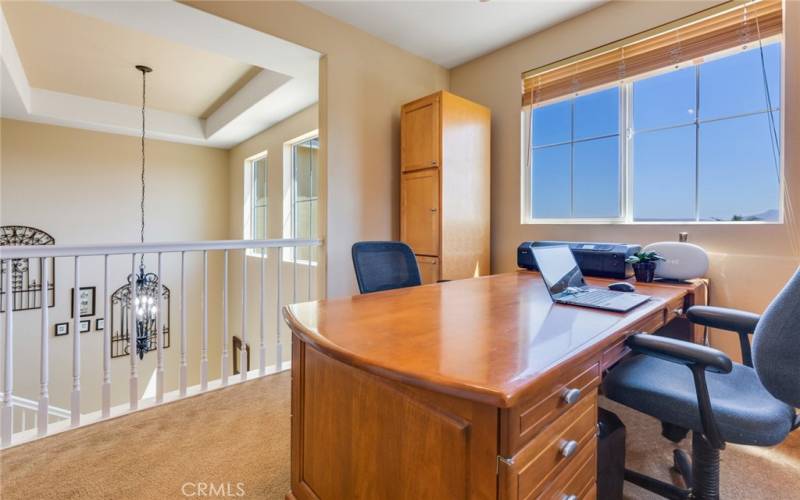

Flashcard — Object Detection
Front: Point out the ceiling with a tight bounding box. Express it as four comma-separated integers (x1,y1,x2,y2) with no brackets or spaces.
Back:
302,0,607,69
3,1,256,117
0,1,321,148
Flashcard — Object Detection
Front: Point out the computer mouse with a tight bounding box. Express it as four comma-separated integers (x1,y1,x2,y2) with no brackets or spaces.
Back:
608,282,636,293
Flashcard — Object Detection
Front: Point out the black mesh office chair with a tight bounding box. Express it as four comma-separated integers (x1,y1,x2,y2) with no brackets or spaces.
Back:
351,241,422,294
603,269,800,500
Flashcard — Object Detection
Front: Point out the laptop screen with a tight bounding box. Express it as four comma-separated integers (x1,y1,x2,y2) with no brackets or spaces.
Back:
531,245,586,298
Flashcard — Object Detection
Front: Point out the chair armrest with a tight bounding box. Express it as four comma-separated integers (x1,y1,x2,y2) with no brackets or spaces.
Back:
686,306,759,333
686,306,759,367
625,333,731,448
625,334,733,374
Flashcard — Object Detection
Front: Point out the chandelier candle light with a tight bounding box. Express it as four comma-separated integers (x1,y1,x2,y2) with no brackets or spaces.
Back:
129,64,161,360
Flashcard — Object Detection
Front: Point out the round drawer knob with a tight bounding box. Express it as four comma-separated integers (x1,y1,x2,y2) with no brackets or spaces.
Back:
562,495,577,500
559,439,579,458
561,387,581,405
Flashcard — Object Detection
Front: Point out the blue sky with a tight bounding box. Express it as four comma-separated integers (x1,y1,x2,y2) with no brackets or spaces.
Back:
531,42,781,221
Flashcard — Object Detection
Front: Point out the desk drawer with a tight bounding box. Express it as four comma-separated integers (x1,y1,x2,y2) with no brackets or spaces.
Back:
538,441,597,500
499,393,597,500
504,359,600,454
602,311,665,371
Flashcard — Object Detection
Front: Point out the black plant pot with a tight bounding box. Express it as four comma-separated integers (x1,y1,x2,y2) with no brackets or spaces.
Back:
632,262,657,282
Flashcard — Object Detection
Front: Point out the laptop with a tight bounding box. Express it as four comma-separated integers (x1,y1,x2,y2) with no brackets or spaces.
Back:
531,245,651,312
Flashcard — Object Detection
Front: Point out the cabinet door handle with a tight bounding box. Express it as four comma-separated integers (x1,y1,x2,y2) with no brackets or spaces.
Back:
430,160,437,166
559,439,579,458
430,208,438,212
561,387,581,405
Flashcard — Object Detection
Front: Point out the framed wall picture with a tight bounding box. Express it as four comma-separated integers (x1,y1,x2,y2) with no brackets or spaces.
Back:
70,286,96,318
55,322,69,336
95,318,105,331
79,320,91,333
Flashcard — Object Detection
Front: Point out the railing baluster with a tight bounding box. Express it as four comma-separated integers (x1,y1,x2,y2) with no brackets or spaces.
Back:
129,254,138,410
259,247,266,376
241,250,248,381
156,252,164,403
2,259,14,446
71,256,81,426
38,257,50,436
275,247,282,370
102,254,111,418
221,250,229,386
180,251,187,397
201,250,208,391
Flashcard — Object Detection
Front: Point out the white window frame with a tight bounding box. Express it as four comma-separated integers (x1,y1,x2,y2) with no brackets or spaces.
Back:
521,38,784,225
282,129,319,266
243,150,268,258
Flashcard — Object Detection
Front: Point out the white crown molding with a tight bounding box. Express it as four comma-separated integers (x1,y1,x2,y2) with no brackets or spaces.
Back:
1,1,321,149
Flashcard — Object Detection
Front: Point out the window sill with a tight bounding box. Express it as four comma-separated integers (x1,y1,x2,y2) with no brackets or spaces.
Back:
521,219,784,226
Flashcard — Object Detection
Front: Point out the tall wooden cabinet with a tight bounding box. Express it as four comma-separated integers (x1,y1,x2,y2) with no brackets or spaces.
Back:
400,91,490,284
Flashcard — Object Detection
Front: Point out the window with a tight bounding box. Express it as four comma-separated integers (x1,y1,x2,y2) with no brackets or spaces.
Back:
526,41,782,223
531,87,621,219
243,152,268,254
283,132,319,264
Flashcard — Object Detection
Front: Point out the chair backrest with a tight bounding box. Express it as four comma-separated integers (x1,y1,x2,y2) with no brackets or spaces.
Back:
351,241,422,294
753,266,800,408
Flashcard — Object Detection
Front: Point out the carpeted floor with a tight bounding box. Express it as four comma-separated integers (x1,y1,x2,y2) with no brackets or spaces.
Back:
1,374,291,500
1,372,798,499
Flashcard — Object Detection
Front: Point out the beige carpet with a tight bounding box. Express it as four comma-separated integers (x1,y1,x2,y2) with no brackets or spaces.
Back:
603,398,800,500
2,372,798,499
1,374,291,500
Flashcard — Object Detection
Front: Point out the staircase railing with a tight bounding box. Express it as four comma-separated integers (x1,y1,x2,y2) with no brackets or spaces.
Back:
0,238,323,448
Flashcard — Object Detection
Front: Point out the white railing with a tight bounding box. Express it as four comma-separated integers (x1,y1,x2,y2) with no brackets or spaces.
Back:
0,393,70,434
0,238,322,448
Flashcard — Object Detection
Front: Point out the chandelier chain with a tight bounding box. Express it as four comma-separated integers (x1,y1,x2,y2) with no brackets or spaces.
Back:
140,69,147,251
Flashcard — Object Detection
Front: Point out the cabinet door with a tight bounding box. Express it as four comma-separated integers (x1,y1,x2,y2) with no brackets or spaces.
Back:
401,95,440,172
401,169,440,256
416,256,439,284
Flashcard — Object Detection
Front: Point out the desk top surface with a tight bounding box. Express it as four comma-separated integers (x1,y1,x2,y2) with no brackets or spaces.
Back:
284,272,693,408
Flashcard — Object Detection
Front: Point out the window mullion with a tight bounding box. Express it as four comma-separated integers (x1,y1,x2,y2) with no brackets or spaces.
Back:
623,82,633,223
694,65,701,222
570,99,575,217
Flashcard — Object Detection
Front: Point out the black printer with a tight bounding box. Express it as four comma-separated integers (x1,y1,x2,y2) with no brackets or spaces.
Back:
517,241,641,279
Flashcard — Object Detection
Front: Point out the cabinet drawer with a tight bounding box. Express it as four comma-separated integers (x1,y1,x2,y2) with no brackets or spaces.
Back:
503,359,599,454
499,393,597,500
538,441,597,500
416,255,439,284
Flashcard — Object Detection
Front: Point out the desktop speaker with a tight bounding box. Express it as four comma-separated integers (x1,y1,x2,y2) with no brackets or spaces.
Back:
643,241,709,281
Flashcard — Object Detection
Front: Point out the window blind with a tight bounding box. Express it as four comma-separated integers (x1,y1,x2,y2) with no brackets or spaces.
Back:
521,0,782,106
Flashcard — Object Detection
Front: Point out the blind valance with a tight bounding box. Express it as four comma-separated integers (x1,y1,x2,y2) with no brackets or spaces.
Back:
522,0,782,106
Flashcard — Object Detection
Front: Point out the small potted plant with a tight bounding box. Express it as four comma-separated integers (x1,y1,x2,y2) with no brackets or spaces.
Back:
625,251,665,283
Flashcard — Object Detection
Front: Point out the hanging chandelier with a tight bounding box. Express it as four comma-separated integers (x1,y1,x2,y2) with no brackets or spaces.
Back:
129,64,160,360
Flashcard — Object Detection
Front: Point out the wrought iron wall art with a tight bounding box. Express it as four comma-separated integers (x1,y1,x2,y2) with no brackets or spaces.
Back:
109,267,170,359
0,226,55,312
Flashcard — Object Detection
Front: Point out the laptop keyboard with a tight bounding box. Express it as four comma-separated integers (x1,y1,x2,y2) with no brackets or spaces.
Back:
569,290,621,305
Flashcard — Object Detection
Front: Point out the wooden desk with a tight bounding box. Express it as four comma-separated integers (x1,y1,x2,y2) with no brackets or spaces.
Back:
283,272,707,500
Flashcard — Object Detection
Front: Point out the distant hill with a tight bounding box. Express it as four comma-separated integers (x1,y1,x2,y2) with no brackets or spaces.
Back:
700,208,779,222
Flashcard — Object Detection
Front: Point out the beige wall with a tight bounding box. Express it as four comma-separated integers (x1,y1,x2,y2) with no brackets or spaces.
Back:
186,1,450,297
0,118,229,413
449,0,800,360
